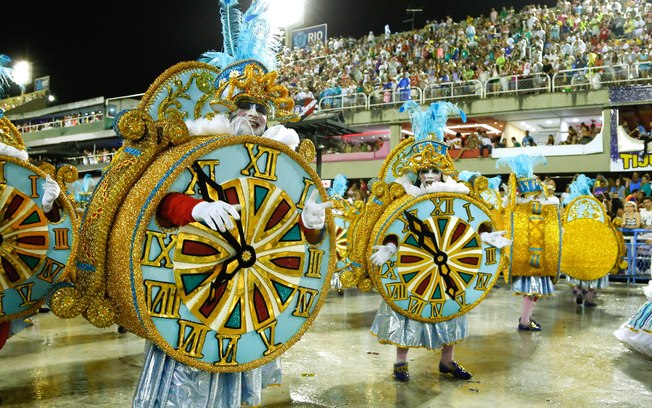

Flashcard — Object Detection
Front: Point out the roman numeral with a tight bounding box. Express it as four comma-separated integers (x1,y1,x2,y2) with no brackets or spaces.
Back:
144,280,181,318
292,287,319,318
241,143,279,181
15,282,36,307
177,320,209,359
184,160,221,196
474,273,493,291
484,247,496,265
296,179,316,210
407,295,427,315
462,202,475,222
38,257,65,283
257,321,282,356
215,333,240,365
53,228,70,250
386,282,407,300
431,197,454,216
141,231,178,268
29,175,39,198
305,248,323,279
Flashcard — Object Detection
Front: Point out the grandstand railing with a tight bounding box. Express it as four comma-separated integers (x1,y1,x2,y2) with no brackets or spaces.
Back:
316,63,652,113
620,228,652,284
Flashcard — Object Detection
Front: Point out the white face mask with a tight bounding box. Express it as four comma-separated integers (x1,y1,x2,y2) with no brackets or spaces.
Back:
418,169,442,186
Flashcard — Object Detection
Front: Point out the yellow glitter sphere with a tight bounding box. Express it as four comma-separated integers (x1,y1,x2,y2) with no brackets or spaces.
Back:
357,278,374,292
83,297,116,328
49,286,85,319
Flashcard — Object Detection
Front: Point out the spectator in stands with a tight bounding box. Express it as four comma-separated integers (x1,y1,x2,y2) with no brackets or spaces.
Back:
566,125,579,144
642,174,652,198
629,172,642,194
497,137,508,148
546,134,555,145
510,137,522,147
579,123,594,144
522,130,536,146
640,196,652,229
479,131,493,158
622,200,641,231
453,132,480,160
633,120,652,157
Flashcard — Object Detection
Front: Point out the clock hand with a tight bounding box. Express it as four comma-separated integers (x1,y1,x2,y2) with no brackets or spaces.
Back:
404,211,461,297
404,211,446,264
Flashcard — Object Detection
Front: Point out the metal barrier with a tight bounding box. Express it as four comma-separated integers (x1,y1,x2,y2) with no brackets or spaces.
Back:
484,73,550,97
620,228,652,284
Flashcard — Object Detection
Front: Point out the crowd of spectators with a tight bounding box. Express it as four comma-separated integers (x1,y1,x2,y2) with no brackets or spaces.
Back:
277,0,652,111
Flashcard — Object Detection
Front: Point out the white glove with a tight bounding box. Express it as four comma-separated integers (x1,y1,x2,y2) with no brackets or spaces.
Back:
42,176,61,213
371,242,397,266
480,231,512,248
301,190,333,230
191,201,241,232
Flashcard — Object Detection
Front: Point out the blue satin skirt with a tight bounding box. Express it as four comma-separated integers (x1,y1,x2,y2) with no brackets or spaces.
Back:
370,301,467,349
511,276,556,297
133,342,281,407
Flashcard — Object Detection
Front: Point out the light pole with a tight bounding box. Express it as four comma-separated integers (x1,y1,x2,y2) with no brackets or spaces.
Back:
13,61,31,101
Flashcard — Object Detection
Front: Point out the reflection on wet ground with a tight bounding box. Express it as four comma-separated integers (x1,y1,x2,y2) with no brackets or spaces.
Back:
1,282,651,407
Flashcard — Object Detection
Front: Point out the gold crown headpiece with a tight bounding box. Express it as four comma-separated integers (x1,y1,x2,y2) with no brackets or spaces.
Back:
392,139,456,177
210,60,299,123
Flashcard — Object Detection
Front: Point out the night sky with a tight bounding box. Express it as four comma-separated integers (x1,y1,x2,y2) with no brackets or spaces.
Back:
2,0,556,105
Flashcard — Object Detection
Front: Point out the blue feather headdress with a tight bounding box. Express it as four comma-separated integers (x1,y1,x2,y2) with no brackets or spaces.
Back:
488,175,503,191
328,174,349,198
0,54,15,98
199,0,298,122
458,170,480,183
563,174,594,205
496,153,547,195
394,101,466,177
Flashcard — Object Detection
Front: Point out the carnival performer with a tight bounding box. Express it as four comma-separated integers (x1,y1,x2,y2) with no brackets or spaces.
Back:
562,174,608,307
0,55,62,350
131,2,331,407
496,154,559,332
369,101,511,382
614,281,652,358
328,174,353,295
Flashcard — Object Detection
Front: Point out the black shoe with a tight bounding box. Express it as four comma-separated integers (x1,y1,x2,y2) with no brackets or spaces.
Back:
576,293,583,305
337,289,344,296
439,361,472,380
393,362,409,382
38,307,50,314
584,301,597,307
518,319,542,331
117,326,127,334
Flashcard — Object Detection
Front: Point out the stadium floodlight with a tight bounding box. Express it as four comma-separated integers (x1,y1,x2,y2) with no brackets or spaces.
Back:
13,61,32,88
269,0,305,28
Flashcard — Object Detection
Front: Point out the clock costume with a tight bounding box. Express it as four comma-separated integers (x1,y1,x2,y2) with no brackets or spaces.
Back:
560,174,624,307
496,154,561,331
346,101,510,382
327,174,364,295
0,55,77,351
44,2,334,407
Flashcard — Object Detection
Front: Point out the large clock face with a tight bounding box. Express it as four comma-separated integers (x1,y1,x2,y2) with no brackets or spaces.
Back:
371,193,503,323
0,159,75,321
113,136,333,372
